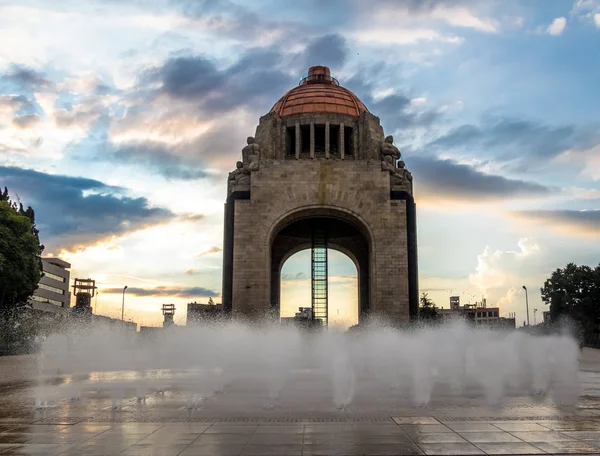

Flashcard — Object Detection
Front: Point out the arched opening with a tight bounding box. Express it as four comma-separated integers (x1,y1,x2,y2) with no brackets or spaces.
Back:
280,249,358,329
269,209,372,326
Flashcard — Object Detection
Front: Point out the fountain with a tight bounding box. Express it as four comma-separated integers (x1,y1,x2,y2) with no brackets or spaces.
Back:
32,319,581,416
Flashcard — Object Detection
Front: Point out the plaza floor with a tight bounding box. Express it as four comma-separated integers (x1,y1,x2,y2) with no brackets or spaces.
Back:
2,353,600,455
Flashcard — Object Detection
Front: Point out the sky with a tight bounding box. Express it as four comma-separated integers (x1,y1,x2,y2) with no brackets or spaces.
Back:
1,0,599,328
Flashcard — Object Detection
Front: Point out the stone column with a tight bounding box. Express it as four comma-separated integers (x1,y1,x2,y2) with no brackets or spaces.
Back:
339,123,345,159
295,122,300,159
325,122,330,159
310,122,315,159
281,125,287,159
353,127,358,159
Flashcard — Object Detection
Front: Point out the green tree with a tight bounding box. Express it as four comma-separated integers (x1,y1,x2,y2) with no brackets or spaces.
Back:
0,187,44,319
419,292,440,321
541,263,600,347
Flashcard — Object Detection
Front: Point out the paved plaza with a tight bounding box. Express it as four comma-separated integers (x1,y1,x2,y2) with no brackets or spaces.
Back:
2,351,600,455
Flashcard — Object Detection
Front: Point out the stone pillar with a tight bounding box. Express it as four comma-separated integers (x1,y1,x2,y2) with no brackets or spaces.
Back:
310,122,315,159
295,122,300,159
325,122,330,159
353,127,358,159
339,123,345,159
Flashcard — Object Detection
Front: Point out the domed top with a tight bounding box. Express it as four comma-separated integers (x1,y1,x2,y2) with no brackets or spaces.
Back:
270,66,368,117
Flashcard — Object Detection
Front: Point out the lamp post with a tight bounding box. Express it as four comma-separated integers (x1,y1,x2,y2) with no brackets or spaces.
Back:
522,285,530,326
534,308,538,325
121,285,128,321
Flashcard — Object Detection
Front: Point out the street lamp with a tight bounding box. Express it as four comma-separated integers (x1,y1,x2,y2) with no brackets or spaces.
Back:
534,308,538,325
122,285,128,321
522,285,530,326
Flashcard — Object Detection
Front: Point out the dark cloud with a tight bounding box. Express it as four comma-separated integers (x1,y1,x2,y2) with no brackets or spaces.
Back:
427,116,597,165
345,70,441,131
108,142,210,180
12,113,41,129
0,166,175,250
409,155,550,201
143,46,295,114
516,210,600,235
102,286,217,297
304,34,347,69
1,65,51,90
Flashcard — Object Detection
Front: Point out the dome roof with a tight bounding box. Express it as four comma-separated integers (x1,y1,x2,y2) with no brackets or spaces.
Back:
270,66,368,118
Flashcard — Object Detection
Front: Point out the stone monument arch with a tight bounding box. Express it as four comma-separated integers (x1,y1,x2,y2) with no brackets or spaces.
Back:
222,65,418,325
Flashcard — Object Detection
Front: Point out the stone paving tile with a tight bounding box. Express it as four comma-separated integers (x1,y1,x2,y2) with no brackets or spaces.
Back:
510,430,578,442
539,421,600,431
399,424,454,434
393,417,440,425
247,432,304,444
191,433,252,444
445,423,503,432
253,425,304,434
409,433,468,444
563,431,600,440
179,443,245,455
474,442,547,454
533,440,600,454
0,443,69,454
204,425,257,434
491,422,554,432
241,443,303,455
120,443,190,456
459,431,524,443
417,442,485,455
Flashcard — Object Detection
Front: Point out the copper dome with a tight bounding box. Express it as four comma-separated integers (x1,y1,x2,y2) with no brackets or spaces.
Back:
270,66,368,117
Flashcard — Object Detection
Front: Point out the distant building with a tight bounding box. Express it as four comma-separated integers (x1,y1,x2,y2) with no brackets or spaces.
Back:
281,307,323,328
439,297,515,329
162,304,175,328
29,257,71,315
187,301,223,325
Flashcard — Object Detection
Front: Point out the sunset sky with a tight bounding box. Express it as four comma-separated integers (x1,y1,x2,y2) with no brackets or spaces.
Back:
1,0,599,328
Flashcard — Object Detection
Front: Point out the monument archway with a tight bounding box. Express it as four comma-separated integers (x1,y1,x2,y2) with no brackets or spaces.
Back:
269,209,371,325
221,65,418,325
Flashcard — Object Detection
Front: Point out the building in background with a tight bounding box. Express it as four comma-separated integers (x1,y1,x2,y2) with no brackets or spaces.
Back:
439,297,515,329
29,257,71,315
187,300,223,325
281,307,323,329
162,304,176,328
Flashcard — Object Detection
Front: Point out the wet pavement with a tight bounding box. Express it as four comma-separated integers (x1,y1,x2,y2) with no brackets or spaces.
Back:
2,354,600,454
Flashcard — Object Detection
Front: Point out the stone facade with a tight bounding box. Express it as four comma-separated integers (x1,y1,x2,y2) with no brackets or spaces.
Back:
222,67,417,325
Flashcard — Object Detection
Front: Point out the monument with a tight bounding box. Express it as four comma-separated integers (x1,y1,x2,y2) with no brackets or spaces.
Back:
222,65,417,325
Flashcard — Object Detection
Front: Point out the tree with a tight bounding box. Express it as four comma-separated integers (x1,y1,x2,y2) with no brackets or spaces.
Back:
541,263,600,347
419,292,440,321
0,187,44,319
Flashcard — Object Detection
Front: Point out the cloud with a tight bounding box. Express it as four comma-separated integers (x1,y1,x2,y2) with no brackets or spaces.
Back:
469,238,539,294
409,155,550,202
107,141,210,180
515,209,600,236
102,286,217,297
142,46,295,115
572,0,600,27
281,272,308,281
1,65,51,91
195,246,222,258
12,113,41,129
426,116,598,170
345,70,442,131
0,166,175,250
555,144,600,181
547,17,567,35
303,34,347,69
